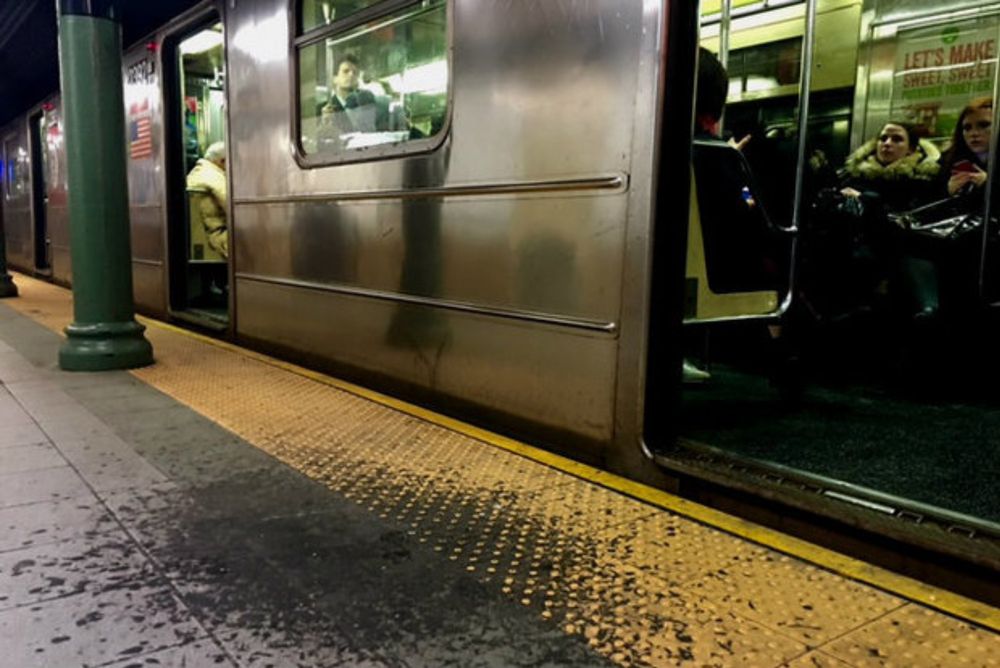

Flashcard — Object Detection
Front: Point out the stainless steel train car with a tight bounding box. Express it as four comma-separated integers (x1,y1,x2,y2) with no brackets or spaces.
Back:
4,0,1000,591
1,99,69,284
7,0,685,475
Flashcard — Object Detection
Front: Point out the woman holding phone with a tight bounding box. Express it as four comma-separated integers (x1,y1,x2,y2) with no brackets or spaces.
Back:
940,97,993,197
921,97,997,319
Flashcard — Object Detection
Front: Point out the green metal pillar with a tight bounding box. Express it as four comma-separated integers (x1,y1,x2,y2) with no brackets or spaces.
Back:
0,216,17,298
57,0,152,370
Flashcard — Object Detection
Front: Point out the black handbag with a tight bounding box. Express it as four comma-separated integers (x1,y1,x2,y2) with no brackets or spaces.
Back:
889,190,995,242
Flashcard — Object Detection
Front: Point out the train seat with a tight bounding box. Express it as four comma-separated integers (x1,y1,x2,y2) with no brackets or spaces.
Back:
186,186,226,263
684,139,782,321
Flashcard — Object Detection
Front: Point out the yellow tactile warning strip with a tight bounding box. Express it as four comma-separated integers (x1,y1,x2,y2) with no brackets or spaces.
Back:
4,273,1000,667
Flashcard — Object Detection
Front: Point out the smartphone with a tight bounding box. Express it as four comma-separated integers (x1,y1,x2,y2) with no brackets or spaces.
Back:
952,160,977,174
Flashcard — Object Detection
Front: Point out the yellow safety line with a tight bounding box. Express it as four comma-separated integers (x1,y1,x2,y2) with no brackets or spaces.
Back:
126,315,989,631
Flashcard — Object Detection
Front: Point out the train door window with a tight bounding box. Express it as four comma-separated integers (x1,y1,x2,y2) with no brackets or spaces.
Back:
670,0,1000,539
295,0,448,164
2,138,11,201
167,19,229,327
29,111,50,274
4,138,27,201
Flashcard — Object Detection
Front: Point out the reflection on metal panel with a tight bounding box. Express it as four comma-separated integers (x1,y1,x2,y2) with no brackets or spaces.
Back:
235,272,616,333
51,246,71,284
1,122,33,270
227,0,290,196
133,260,167,317
233,174,626,204
42,99,70,284
236,277,617,442
124,45,165,263
131,205,166,259
233,192,628,323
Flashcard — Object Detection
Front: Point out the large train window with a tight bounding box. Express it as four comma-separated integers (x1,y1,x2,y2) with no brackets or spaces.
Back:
294,0,448,163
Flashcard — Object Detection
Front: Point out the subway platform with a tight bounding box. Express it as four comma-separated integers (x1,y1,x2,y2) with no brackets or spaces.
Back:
0,274,998,668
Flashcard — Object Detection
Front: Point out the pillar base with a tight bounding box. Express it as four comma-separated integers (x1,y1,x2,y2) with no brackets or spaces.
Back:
59,319,153,371
0,274,17,298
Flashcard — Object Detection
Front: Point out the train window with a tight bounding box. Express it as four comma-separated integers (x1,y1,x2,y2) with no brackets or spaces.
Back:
3,142,28,199
727,38,802,97
300,0,384,33
295,0,448,163
1,141,10,198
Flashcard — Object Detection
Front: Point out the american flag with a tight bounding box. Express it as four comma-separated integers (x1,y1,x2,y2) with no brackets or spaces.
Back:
129,116,153,159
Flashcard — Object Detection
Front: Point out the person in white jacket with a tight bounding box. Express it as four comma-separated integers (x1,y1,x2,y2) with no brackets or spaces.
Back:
186,142,228,259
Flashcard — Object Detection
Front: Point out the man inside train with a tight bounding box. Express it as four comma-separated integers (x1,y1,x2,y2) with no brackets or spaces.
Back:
684,47,759,383
694,47,750,151
685,48,789,387
186,141,228,260
320,53,389,135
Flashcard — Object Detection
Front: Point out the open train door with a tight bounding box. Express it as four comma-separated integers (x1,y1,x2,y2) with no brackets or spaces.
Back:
28,110,51,276
161,8,230,330
642,0,819,459
648,0,1000,580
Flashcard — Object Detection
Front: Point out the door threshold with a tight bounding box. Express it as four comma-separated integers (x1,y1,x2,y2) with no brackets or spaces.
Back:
169,308,228,333
655,440,1000,572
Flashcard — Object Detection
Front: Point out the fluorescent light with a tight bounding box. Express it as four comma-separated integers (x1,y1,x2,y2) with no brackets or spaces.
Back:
180,29,223,56
381,61,447,95
745,75,780,92
400,60,448,94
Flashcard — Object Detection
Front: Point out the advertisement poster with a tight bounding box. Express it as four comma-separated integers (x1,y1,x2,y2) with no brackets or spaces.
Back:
891,18,998,141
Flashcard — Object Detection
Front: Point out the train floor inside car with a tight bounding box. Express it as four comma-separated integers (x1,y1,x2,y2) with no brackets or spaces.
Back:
680,319,1000,523
2,273,997,666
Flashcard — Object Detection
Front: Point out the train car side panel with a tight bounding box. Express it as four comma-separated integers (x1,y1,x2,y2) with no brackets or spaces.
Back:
225,0,655,447
124,44,168,317
42,99,71,286
1,121,34,273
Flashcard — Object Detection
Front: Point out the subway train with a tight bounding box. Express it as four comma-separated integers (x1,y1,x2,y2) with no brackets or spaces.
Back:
3,0,1000,595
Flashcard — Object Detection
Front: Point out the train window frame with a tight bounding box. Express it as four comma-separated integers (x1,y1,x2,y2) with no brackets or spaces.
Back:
290,0,453,169
299,0,387,33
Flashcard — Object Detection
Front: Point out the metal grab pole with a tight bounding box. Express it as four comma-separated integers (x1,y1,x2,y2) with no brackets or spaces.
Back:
977,21,1000,301
56,0,153,370
778,0,819,316
719,0,732,69
789,0,818,236
719,0,732,131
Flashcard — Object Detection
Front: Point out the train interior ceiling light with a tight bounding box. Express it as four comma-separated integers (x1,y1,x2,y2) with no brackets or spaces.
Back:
180,26,223,56
702,0,805,24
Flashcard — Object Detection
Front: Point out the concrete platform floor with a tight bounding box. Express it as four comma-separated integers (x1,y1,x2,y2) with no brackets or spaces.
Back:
0,274,997,667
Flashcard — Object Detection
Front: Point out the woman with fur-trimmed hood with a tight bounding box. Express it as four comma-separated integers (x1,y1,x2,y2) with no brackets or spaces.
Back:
839,121,941,213
836,122,942,319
